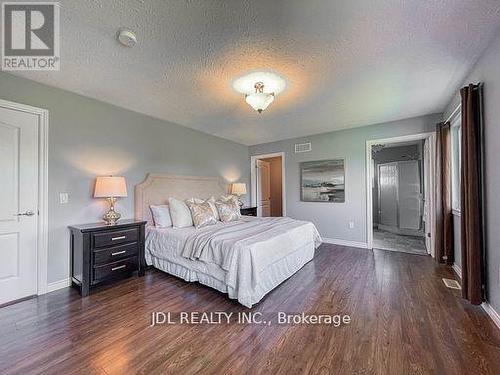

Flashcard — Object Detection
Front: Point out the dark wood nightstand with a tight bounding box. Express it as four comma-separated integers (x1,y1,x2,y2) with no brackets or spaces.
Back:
69,219,147,296
240,206,257,216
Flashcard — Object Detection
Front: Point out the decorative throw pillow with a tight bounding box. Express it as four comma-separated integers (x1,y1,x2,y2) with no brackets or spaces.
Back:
187,197,220,220
168,197,193,228
149,205,172,227
215,199,241,223
219,194,239,204
186,200,218,228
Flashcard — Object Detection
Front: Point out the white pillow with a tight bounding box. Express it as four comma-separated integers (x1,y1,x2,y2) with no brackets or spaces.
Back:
168,197,193,228
150,205,172,228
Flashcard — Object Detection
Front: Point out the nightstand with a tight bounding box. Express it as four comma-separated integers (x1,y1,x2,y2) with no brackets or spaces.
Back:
69,219,147,296
240,206,257,216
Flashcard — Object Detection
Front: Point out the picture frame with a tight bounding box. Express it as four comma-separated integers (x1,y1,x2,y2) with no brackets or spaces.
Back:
300,159,345,202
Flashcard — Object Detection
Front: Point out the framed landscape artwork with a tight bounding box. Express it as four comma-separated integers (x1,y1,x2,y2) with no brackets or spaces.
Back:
300,159,345,202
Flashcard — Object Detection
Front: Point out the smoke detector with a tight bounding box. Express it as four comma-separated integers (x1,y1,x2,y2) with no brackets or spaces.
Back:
117,29,137,47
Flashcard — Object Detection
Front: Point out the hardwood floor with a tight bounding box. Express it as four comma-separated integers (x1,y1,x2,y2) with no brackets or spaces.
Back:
1,244,499,374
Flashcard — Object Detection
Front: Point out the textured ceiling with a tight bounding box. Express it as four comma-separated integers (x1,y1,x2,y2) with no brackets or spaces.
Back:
8,0,500,145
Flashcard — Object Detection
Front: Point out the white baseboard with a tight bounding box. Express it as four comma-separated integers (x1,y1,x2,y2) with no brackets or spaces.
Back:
481,302,500,330
452,263,462,279
322,237,369,249
47,278,71,293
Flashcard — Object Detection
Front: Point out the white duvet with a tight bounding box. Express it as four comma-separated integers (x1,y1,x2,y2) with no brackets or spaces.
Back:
146,216,322,307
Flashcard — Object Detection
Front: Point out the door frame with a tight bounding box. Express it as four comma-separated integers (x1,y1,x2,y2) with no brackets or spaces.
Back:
0,99,49,295
366,132,436,256
250,152,286,216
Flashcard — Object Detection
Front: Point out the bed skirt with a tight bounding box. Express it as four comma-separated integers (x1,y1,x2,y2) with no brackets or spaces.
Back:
148,242,315,308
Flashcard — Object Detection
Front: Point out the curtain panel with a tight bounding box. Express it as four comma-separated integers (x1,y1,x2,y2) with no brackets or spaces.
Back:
435,122,454,264
460,83,485,305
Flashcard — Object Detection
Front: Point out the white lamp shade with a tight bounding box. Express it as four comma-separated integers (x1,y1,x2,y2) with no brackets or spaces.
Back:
245,92,274,113
231,183,247,196
94,176,128,198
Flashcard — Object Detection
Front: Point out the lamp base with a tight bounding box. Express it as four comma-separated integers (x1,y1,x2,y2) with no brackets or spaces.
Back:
103,197,121,225
237,198,244,207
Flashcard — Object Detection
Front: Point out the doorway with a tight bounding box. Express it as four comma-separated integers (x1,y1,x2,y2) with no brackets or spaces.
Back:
366,133,436,257
0,99,48,305
250,152,285,217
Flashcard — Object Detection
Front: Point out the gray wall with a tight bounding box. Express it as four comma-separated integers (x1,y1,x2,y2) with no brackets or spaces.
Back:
250,114,441,242
443,28,500,312
0,73,250,284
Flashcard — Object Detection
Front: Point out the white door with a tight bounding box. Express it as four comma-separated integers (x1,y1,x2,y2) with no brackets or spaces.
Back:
378,162,398,227
257,160,271,217
0,106,38,305
398,160,422,230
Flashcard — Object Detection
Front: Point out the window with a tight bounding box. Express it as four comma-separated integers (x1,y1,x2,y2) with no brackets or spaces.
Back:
451,114,461,212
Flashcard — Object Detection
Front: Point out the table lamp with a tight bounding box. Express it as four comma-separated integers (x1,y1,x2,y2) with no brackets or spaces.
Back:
231,182,247,207
94,176,128,225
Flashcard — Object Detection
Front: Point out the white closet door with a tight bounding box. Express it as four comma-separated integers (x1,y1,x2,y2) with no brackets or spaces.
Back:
398,160,421,230
0,106,39,304
378,163,398,227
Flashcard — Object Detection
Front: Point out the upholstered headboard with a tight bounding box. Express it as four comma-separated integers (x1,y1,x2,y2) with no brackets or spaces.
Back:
135,173,228,225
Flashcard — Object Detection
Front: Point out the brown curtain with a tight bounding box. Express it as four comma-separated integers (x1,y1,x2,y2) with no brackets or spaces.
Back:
435,122,454,264
460,83,485,305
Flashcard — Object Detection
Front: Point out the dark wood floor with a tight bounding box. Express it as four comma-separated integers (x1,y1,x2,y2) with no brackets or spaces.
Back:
1,244,499,375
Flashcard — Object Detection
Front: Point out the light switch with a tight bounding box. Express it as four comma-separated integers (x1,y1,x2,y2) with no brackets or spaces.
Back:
59,192,69,204
348,221,355,229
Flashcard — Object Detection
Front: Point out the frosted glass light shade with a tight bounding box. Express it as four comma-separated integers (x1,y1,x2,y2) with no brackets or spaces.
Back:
231,183,247,196
94,176,128,198
245,92,274,113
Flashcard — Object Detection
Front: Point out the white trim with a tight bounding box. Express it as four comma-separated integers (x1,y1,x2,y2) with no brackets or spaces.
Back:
366,132,436,253
47,278,71,293
445,103,461,124
0,99,49,296
481,302,500,330
250,152,286,216
452,263,462,279
452,264,500,331
322,237,369,249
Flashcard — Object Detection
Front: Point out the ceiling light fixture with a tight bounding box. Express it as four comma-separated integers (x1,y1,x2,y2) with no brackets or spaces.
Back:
117,29,137,47
233,72,286,114
245,82,274,113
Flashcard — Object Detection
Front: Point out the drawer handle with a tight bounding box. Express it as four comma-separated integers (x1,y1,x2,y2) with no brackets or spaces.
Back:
111,265,126,271
111,236,126,241
111,250,126,256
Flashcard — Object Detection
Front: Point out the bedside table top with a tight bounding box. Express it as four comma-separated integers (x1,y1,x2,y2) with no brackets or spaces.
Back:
69,219,147,232
241,206,257,210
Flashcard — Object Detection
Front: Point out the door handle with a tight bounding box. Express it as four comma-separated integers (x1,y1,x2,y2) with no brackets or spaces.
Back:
15,210,35,216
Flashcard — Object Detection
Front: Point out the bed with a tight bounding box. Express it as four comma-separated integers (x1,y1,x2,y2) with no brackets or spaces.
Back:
135,174,322,308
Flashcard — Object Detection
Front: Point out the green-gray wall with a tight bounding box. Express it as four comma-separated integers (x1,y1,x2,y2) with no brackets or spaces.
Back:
0,73,250,285
444,27,500,314
249,113,441,243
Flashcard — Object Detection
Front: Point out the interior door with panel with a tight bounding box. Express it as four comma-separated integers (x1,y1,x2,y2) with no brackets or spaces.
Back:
256,160,271,217
0,106,38,305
